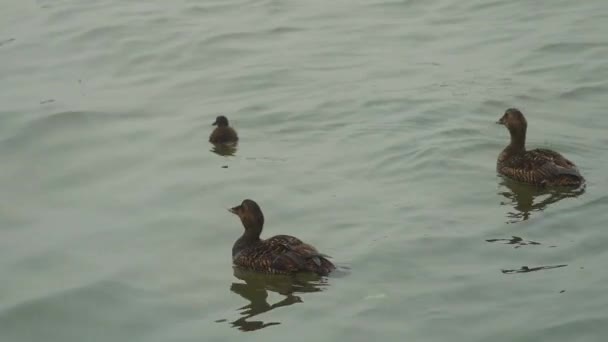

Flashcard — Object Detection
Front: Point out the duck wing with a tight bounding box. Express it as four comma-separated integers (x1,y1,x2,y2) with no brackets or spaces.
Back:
266,235,334,275
233,235,335,275
499,148,582,184
530,149,577,168
528,149,582,178
209,127,238,143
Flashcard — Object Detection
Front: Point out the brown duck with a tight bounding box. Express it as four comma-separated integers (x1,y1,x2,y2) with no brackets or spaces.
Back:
209,115,238,144
496,108,584,187
229,199,335,276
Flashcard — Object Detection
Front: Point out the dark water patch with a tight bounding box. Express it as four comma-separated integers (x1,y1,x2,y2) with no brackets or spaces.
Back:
268,26,305,34
501,264,568,274
200,30,273,47
486,236,542,248
210,142,238,157
219,267,330,332
498,178,586,224
0,38,15,47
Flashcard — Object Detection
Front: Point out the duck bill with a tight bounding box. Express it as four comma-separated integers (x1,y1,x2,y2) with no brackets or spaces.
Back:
496,118,505,125
212,121,218,126
228,206,240,214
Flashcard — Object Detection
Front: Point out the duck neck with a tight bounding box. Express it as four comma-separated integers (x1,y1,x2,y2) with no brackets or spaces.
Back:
240,225,262,242
507,127,526,154
232,222,262,257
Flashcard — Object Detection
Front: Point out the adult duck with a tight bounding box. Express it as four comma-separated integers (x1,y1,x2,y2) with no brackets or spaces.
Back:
228,199,335,276
496,108,584,187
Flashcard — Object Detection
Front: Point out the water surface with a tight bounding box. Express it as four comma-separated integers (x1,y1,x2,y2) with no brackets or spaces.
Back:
1,1,608,341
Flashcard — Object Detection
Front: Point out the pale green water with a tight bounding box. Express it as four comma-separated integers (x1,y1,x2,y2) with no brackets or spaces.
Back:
1,1,608,341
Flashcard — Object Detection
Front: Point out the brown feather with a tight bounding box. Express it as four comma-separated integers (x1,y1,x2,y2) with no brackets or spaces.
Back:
209,126,238,143
230,200,335,276
209,115,238,143
233,237,335,275
496,109,584,187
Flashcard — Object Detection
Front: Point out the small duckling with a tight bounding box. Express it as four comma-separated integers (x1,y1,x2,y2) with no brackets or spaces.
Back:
496,108,584,187
229,199,335,276
209,115,238,144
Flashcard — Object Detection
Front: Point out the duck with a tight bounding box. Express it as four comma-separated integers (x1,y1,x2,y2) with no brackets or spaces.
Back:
209,115,238,144
496,108,584,187
228,199,335,276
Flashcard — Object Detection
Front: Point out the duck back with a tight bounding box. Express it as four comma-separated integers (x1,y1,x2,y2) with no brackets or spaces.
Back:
498,148,584,187
233,235,335,276
209,126,238,143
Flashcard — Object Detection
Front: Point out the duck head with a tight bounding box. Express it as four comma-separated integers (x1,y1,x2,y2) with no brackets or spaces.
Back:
229,199,265,235
497,108,528,149
213,115,230,127
497,108,527,132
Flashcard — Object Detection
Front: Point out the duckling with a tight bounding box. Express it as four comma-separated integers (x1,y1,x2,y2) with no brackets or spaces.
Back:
228,199,335,276
496,108,584,187
209,115,238,144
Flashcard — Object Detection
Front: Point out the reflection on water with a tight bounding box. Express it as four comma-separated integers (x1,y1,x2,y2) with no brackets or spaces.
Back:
223,267,329,332
0,38,15,47
498,178,585,223
210,142,238,157
501,264,567,274
486,236,542,248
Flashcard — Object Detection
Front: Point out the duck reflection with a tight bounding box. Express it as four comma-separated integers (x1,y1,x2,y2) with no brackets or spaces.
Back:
210,142,238,157
498,178,585,223
501,264,567,274
226,267,328,332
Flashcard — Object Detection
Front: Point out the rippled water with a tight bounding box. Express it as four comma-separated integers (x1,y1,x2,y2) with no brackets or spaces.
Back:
2,1,608,341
